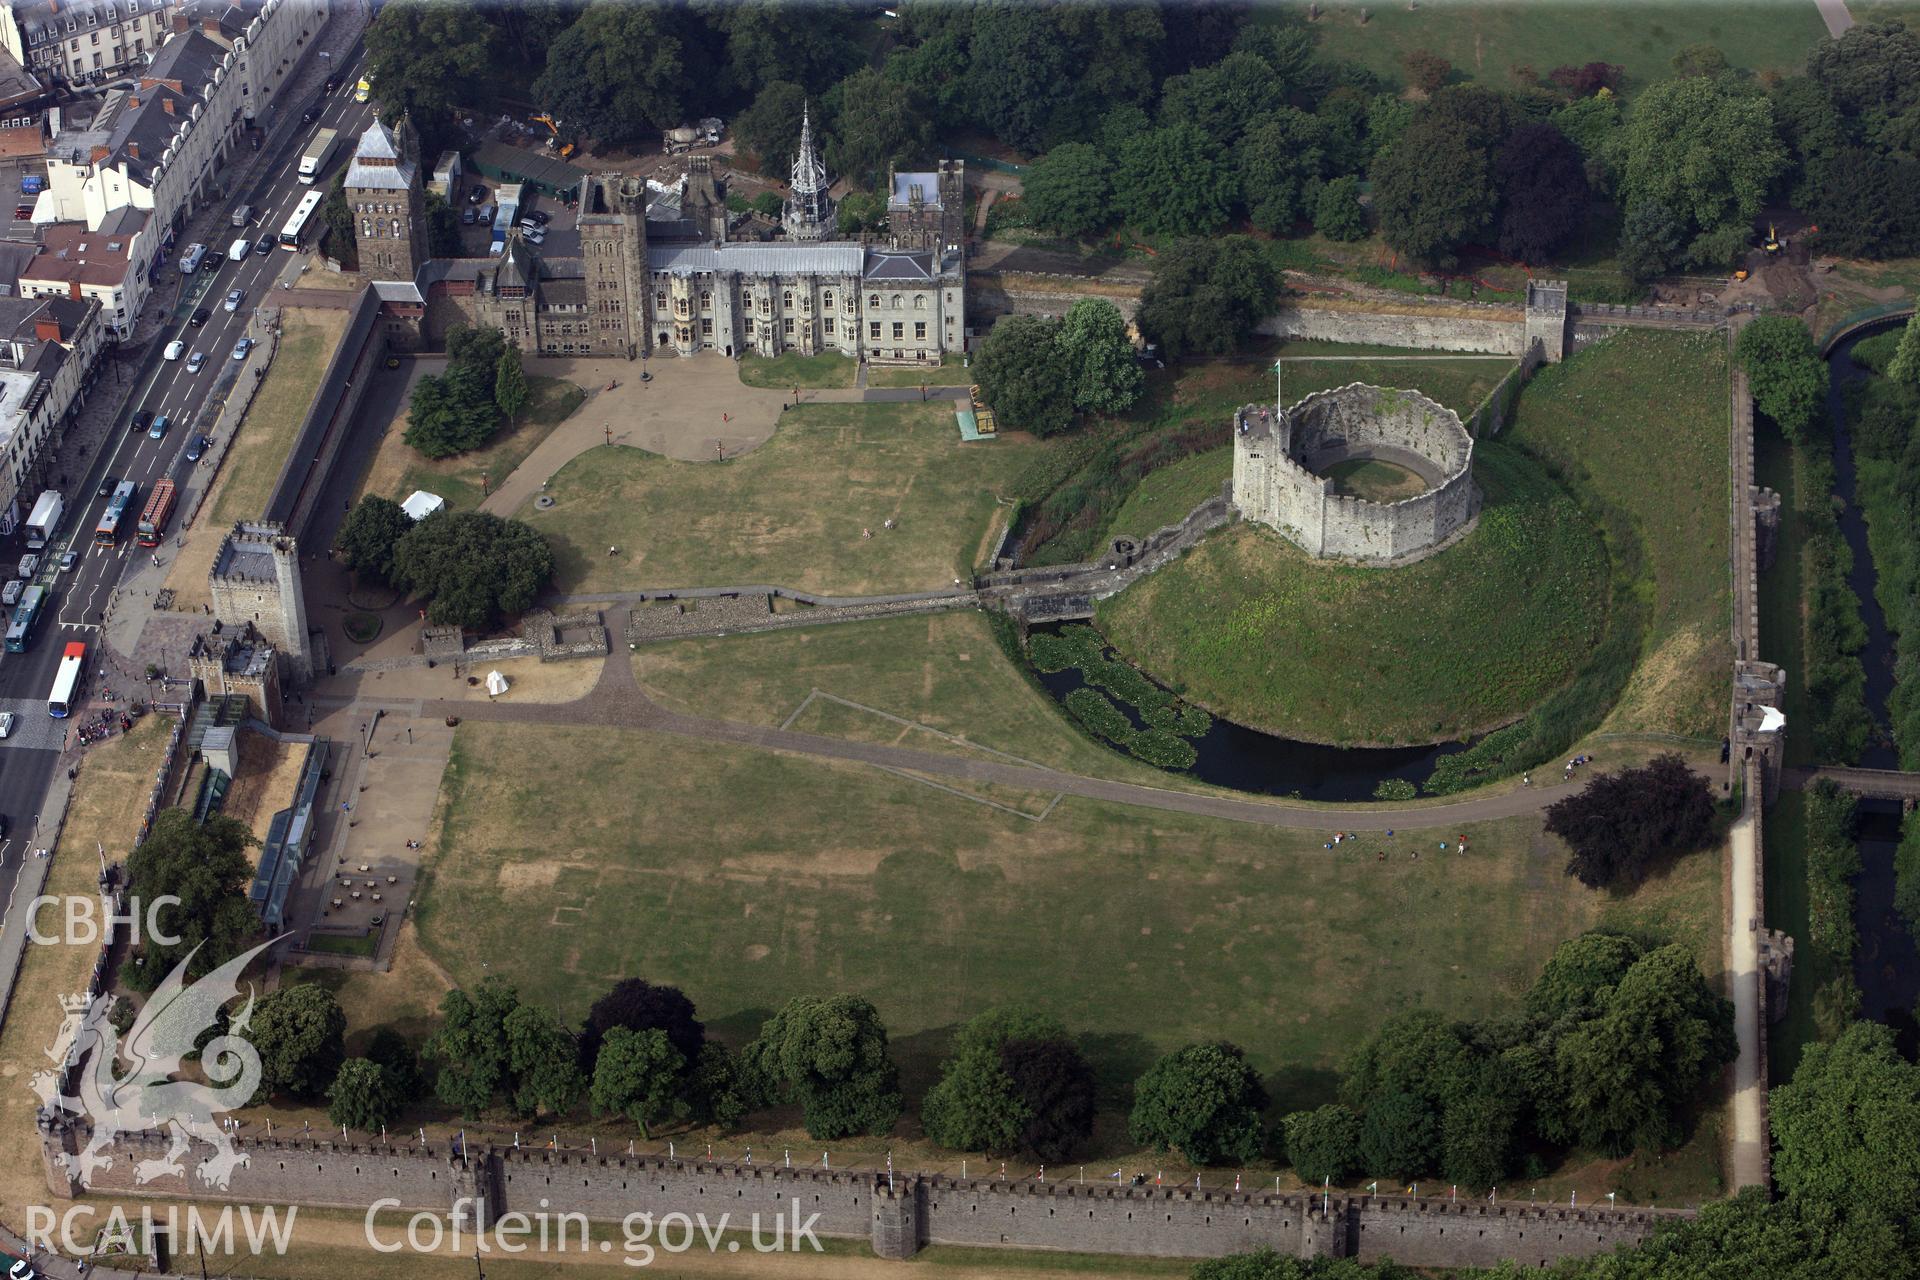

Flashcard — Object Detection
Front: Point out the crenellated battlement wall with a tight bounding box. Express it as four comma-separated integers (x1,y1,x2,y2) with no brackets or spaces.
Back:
38,1120,1681,1270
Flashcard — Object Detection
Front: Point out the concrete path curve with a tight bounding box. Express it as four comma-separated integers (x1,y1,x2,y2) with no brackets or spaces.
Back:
399,608,1587,834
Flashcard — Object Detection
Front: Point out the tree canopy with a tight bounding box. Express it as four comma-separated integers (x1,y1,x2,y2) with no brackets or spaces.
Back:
534,1,714,150
973,315,1074,437
123,811,258,991
1544,753,1719,890
248,985,347,1102
733,80,810,179
1020,142,1112,238
1128,1041,1267,1165
1056,299,1145,416
365,0,495,130
1282,1104,1361,1184
1135,237,1278,360
827,68,935,192
590,1027,686,1137
921,1007,1096,1161
1492,123,1589,264
391,510,556,630
327,1058,404,1133
743,995,901,1139
336,496,414,587
1113,125,1237,237
1735,316,1831,443
1614,76,1786,269
580,977,706,1069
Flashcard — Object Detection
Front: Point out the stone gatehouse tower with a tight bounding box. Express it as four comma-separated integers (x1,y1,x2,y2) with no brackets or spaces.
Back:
346,118,426,283
208,522,312,683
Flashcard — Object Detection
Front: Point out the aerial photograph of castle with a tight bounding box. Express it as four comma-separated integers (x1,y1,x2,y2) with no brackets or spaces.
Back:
0,0,1912,1276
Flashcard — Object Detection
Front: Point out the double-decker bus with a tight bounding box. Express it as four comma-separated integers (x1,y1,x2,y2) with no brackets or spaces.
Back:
48,641,85,717
280,189,325,250
94,480,137,547
136,479,176,548
4,584,47,653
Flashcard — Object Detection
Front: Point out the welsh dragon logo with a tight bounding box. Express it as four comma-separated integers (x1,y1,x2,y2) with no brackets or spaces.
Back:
32,938,282,1191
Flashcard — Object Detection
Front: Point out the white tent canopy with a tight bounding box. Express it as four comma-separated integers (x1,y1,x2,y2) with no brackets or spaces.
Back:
485,670,509,697
402,490,446,521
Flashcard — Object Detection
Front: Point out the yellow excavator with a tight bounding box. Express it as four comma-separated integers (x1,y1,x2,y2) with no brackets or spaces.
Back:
532,113,575,159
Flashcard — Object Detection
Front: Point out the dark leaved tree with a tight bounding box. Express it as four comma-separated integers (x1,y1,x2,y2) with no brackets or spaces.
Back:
1020,142,1112,238
1544,753,1717,890
973,316,1074,437
391,510,555,629
124,811,258,992
335,496,414,587
1492,123,1590,264
579,978,706,1071
248,985,347,1102
1135,237,1278,360
1000,1036,1097,1163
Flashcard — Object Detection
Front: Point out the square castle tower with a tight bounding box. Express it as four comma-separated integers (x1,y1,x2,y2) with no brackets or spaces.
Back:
209,522,312,682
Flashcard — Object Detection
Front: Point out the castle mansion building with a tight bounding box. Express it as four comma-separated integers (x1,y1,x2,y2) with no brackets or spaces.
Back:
380,106,965,366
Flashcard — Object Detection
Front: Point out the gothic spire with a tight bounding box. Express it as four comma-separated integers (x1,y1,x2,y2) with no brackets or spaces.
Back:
791,102,828,198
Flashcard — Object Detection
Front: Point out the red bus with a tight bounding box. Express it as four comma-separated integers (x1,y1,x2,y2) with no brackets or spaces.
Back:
136,478,175,547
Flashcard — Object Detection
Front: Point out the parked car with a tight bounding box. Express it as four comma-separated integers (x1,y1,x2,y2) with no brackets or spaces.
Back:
149,413,170,440
225,288,245,312
460,206,477,226
57,549,77,573
528,209,552,226
201,253,219,274
231,337,253,361
96,476,115,498
468,182,487,204
187,350,207,372
132,409,153,433
1,579,22,606
184,434,209,462
163,340,185,361
189,307,211,327
16,554,37,578
12,205,31,221
525,228,545,245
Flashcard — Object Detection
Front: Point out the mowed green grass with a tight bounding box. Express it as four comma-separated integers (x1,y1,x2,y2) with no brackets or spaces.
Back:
416,721,1720,1101
517,401,1040,596
1104,446,1231,542
1278,0,1828,94
211,312,344,525
738,351,858,389
1099,443,1609,746
1503,329,1733,739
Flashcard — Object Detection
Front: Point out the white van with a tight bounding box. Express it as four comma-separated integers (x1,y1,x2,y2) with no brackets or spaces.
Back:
228,238,249,262
178,243,206,274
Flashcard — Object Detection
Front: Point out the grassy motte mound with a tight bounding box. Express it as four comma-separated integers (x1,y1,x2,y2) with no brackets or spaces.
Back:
1096,442,1608,746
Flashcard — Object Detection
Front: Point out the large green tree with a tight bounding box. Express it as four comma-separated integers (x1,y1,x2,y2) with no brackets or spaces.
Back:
733,80,810,179
1128,1042,1266,1166
826,68,934,193
1237,108,1326,235
404,366,499,459
534,1,713,150
1135,237,1278,360
1113,125,1237,237
580,977,706,1069
505,1004,585,1118
1314,176,1366,242
1371,118,1495,267
921,1006,1062,1154
1282,1104,1360,1185
327,1058,404,1132
1019,142,1111,238
714,0,859,98
424,977,520,1118
591,1027,686,1137
999,1035,1096,1163
973,315,1074,437
1056,298,1144,415
495,347,530,422
1735,316,1830,443
124,811,258,992
1545,944,1735,1154
1770,1020,1920,1250
1615,75,1786,269
391,510,556,629
743,995,902,1140
248,985,347,1102
1157,50,1281,144
365,0,496,127
336,495,414,587
1526,932,1645,1022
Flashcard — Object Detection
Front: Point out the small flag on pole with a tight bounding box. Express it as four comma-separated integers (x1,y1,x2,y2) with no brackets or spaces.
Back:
1368,1182,1379,1194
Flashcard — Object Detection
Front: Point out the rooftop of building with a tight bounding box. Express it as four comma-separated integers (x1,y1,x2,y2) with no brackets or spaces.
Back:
211,521,289,581
11,0,174,46
0,293,91,343
189,623,276,678
648,240,865,277
17,220,138,287
345,119,417,191
0,47,46,107
139,26,224,91
889,171,944,209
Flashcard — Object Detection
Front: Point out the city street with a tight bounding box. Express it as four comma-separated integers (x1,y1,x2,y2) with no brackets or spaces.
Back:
0,51,376,918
